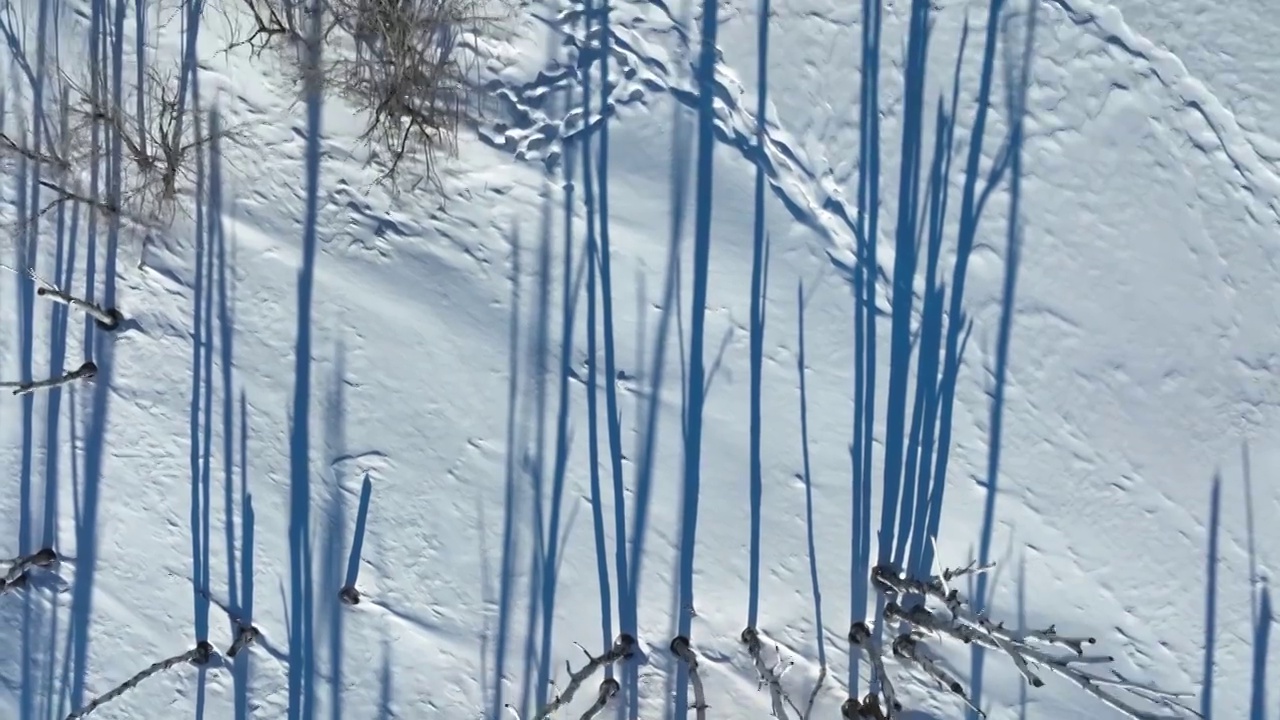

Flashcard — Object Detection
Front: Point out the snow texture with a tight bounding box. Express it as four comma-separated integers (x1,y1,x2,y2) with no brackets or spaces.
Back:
0,0,1277,717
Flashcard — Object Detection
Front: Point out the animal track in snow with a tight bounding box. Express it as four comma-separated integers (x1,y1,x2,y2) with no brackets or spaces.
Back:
1044,0,1280,221
470,0,900,309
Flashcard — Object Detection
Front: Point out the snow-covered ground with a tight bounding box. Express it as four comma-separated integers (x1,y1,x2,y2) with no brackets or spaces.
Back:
0,0,1275,717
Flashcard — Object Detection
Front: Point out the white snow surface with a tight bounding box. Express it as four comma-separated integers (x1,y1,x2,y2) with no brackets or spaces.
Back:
0,0,1276,717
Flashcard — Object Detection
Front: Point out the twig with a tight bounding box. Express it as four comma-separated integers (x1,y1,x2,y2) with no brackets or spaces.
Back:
34,179,122,220
875,563,1094,655
36,284,123,330
1002,639,1198,719
0,130,70,170
1,361,98,396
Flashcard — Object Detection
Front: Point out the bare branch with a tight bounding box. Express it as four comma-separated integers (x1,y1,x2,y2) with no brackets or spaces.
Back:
873,563,1200,719
797,664,826,720
848,622,900,717
0,130,71,170
576,678,620,720
530,633,635,720
891,633,985,718
60,63,244,224
65,642,215,719
741,627,792,719
670,636,708,720
1,361,98,396
0,548,59,594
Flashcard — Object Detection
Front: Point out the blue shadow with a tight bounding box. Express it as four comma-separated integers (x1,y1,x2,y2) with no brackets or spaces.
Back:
344,474,373,592
578,0,617,669
235,393,256,720
846,0,882,696
876,0,934,572
745,0,772,633
65,0,124,704
586,0,637,702
1201,474,1221,718
41,84,80,555
188,95,215,720
488,224,523,720
796,282,825,669
190,104,214,651
377,639,393,720
625,24,692,709
514,171,553,718
966,6,1035,715
532,122,587,711
321,343,349,720
287,4,325,717
669,0,719,713
1250,584,1271,720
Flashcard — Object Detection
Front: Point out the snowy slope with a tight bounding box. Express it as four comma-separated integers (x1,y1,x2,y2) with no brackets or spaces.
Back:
0,0,1276,718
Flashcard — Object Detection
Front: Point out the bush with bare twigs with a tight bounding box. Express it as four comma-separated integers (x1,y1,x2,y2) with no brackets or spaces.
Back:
1,63,240,228
63,64,241,222
222,0,502,190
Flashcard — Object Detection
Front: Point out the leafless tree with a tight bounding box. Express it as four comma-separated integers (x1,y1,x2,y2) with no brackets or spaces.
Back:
61,63,242,224
216,0,505,192
323,0,499,190
3,59,244,231
868,561,1200,720
220,0,304,57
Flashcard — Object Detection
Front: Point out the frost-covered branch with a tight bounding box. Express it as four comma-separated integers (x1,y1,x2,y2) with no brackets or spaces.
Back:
65,641,215,719
530,634,635,720
741,627,792,718
577,678,620,720
873,563,1200,720
1,361,97,396
0,262,120,329
891,633,985,718
1,547,58,590
671,636,709,719
848,622,900,717
36,285,123,330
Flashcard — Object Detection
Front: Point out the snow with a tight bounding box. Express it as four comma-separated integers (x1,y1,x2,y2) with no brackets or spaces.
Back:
0,0,1276,717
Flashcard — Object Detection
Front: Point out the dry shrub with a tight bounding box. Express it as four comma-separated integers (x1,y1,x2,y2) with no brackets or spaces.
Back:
62,64,240,223
223,0,503,191
0,63,241,230
329,0,486,189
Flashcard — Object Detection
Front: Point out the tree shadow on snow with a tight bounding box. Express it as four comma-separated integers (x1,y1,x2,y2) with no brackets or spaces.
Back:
1200,445,1275,720
830,0,1038,714
966,5,1037,716
285,2,325,718
65,0,125,707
